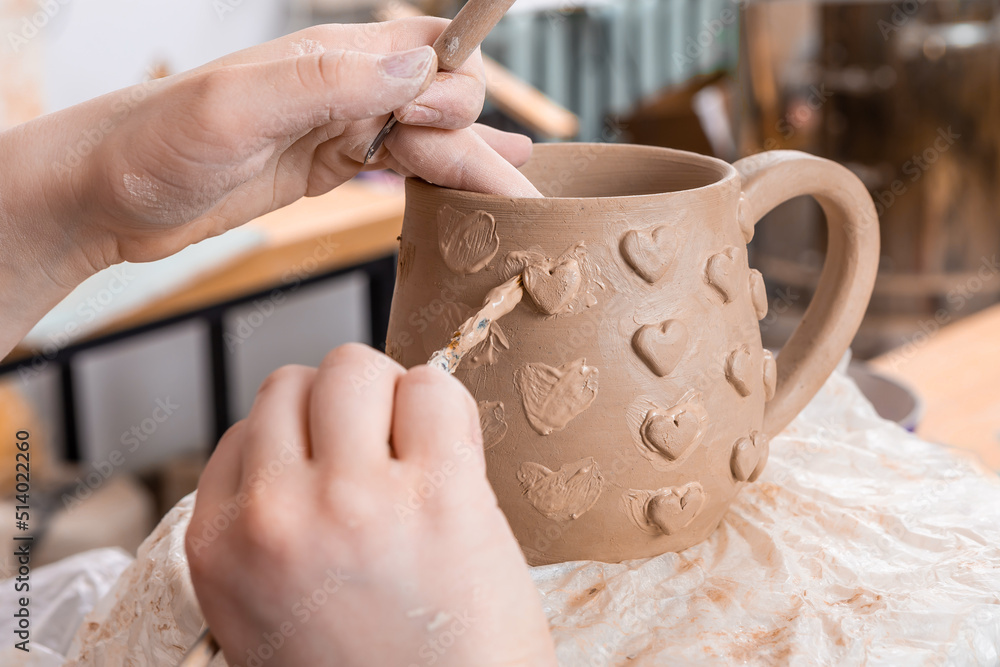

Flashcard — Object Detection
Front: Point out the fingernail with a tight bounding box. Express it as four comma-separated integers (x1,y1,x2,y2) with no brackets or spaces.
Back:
380,46,436,80
398,104,443,125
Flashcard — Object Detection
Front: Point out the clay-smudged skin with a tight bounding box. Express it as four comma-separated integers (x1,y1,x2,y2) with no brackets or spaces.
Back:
387,143,880,565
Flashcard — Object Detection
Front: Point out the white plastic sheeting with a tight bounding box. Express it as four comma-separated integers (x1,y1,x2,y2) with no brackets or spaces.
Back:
16,367,1000,665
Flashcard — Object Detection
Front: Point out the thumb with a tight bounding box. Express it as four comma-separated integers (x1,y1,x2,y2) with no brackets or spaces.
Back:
242,46,437,136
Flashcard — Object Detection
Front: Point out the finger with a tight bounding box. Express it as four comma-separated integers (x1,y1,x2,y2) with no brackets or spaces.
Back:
198,19,487,131
214,46,437,139
309,343,406,472
194,420,247,510
385,125,542,197
240,365,316,484
395,60,486,129
391,365,483,468
471,124,534,167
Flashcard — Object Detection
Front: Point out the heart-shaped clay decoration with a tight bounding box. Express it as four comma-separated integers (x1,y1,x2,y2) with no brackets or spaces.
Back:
437,205,500,275
640,399,706,461
522,258,582,315
731,431,770,482
762,349,777,401
749,269,768,320
518,457,604,522
725,345,753,397
478,400,508,450
632,320,688,377
620,225,674,283
644,482,706,536
705,246,741,304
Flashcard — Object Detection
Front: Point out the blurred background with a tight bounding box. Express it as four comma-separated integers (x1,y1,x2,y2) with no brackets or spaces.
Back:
0,0,997,570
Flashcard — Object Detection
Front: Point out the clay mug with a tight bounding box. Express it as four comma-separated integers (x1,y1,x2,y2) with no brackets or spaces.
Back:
386,144,879,565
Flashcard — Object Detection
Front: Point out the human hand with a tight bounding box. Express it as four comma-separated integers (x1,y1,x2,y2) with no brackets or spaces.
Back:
52,18,540,268
185,344,557,666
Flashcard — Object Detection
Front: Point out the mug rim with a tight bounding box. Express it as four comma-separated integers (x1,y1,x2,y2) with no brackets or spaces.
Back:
405,142,740,203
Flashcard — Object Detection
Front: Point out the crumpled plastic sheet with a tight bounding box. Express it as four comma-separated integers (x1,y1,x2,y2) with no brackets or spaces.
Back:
36,368,1000,665
0,547,132,666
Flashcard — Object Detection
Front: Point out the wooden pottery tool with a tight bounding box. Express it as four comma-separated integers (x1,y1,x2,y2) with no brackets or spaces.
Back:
363,0,519,163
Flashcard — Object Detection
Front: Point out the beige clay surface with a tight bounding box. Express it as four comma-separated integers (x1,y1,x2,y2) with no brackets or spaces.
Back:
387,143,879,564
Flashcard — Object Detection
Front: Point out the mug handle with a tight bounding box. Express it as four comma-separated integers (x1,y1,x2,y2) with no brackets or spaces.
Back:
733,150,880,436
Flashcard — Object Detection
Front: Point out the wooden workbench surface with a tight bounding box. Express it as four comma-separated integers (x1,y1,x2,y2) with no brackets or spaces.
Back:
5,179,405,363
871,304,1000,471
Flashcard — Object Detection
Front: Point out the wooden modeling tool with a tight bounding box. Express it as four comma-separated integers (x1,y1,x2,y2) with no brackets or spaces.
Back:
428,274,524,373
176,628,218,667
363,0,519,163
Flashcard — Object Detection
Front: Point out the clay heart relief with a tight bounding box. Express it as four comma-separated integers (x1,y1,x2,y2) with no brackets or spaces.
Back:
514,358,599,435
749,269,768,320
437,205,500,275
762,349,777,401
725,345,753,397
705,246,742,304
518,457,604,522
621,482,706,536
478,400,508,450
632,319,688,377
505,245,590,316
730,431,770,483
620,225,674,283
640,393,708,462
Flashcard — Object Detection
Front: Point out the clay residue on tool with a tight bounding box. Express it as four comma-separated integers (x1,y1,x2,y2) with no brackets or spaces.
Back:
621,482,706,536
620,224,675,284
514,358,599,435
431,301,511,369
427,275,523,373
478,400,508,450
517,457,604,522
504,242,601,316
437,204,500,275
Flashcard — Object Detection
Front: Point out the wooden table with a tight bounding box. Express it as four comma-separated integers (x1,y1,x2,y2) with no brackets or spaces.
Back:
5,179,406,363
871,304,1000,471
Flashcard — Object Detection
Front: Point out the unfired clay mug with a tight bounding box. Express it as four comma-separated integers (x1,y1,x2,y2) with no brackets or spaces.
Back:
386,144,879,565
